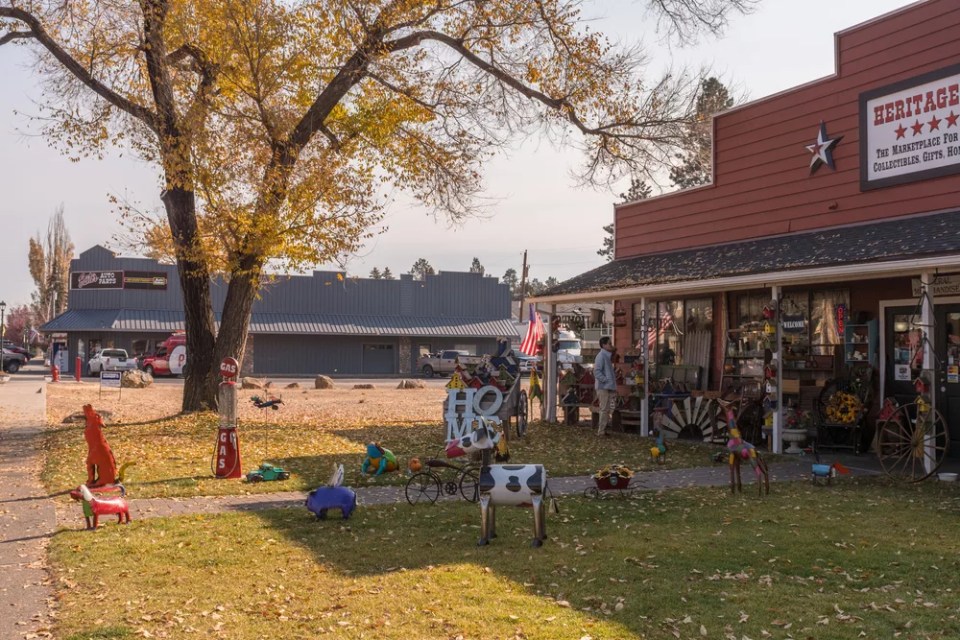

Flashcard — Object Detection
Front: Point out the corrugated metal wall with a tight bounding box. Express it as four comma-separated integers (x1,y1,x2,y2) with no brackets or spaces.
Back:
253,335,399,375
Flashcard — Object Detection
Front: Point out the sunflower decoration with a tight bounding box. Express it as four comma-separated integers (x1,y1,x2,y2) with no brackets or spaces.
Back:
593,464,635,480
825,391,862,425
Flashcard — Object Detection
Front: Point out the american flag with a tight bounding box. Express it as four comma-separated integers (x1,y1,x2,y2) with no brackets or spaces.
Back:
519,304,545,355
638,309,676,350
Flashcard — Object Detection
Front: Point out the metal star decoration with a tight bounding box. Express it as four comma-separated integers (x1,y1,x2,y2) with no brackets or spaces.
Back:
805,121,843,175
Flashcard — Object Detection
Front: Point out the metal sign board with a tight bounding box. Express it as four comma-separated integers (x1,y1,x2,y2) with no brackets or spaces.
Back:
100,371,122,388
71,271,123,290
123,270,169,290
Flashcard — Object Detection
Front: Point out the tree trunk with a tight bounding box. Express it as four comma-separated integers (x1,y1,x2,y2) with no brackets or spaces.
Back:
215,254,262,385
161,187,218,412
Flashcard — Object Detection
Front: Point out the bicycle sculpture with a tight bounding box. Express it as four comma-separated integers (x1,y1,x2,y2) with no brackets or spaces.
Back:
404,451,481,505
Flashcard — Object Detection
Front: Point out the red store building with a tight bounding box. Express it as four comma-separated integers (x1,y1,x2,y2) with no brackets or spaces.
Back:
535,0,960,466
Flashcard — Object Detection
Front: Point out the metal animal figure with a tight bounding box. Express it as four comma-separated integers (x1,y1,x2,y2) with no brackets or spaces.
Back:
83,404,118,487
306,464,357,520
76,484,131,529
447,419,548,547
361,442,398,476
722,403,769,496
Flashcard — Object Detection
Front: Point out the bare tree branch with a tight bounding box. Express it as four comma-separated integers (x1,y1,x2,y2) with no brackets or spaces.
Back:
0,6,159,132
0,30,32,46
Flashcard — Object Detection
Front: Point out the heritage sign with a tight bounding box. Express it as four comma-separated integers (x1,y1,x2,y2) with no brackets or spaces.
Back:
860,64,960,190
123,271,168,290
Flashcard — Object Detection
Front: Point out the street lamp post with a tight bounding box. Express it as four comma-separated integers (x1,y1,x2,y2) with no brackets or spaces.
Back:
0,300,6,374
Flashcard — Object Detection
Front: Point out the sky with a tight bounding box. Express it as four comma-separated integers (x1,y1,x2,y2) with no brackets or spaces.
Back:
0,0,920,309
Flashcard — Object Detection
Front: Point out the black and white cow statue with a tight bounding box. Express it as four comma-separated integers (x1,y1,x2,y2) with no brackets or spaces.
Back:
445,419,548,548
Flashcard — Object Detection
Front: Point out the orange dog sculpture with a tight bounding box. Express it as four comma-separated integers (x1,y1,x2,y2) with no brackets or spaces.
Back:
83,404,118,487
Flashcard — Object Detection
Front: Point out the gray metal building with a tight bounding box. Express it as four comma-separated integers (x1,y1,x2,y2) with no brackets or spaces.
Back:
42,245,515,376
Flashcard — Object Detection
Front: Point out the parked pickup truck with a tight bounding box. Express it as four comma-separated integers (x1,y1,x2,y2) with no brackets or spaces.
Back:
417,350,484,378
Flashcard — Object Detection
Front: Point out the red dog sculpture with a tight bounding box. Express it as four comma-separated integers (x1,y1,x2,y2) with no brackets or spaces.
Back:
83,404,118,487
78,484,131,529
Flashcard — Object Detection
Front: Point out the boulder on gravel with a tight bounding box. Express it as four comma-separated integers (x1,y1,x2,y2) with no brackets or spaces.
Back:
285,382,301,389
353,383,375,389
397,379,426,389
241,377,266,389
121,370,154,388
314,375,335,389
63,409,115,424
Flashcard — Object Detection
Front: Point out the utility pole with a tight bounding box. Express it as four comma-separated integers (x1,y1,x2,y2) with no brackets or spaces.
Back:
518,250,529,322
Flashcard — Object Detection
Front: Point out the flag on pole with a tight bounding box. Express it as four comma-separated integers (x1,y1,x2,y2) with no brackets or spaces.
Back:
519,304,545,355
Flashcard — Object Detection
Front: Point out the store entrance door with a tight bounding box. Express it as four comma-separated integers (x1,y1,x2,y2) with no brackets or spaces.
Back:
885,304,960,456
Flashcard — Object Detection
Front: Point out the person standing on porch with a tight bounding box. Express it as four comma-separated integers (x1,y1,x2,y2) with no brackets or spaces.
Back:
595,336,617,436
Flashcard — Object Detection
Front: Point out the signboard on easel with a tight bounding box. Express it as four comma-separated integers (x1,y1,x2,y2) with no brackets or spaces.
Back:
100,371,122,400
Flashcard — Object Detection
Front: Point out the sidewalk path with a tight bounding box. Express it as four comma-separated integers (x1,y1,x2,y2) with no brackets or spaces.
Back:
0,371,54,640
122,455,879,521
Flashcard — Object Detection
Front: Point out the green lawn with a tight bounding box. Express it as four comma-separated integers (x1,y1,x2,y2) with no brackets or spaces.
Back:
42,414,727,499
51,477,960,639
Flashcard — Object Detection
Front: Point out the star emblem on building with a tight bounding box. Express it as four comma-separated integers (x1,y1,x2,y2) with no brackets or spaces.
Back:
928,115,941,131
947,111,959,128
895,123,907,139
806,121,843,175
911,119,924,136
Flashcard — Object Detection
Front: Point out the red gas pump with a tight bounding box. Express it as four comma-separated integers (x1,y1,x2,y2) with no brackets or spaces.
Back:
75,356,82,382
213,357,243,479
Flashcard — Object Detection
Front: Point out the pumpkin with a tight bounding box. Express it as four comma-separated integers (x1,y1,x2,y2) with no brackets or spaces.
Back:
408,457,422,473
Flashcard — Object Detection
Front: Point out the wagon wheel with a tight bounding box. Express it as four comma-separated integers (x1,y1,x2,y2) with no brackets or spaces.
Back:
405,472,441,505
516,390,529,438
877,403,949,482
583,487,600,499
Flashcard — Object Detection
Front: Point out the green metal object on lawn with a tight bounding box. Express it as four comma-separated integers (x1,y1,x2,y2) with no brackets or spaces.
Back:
245,463,291,482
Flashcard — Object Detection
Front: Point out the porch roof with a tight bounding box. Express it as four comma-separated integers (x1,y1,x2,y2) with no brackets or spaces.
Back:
534,210,960,304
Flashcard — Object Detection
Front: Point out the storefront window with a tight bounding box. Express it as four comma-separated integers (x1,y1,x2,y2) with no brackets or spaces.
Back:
633,298,712,365
811,290,849,355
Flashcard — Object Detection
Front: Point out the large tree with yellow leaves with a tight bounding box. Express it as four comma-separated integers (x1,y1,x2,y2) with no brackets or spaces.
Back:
1,0,754,410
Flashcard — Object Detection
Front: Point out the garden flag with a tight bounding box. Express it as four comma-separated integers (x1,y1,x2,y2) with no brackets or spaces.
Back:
520,304,545,355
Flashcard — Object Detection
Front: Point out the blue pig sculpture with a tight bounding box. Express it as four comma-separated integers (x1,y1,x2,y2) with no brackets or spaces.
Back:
306,464,357,520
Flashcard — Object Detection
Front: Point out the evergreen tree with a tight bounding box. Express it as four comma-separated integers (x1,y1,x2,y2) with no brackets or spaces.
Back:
669,77,735,190
501,268,519,296
469,257,485,275
369,267,382,279
599,178,653,261
409,258,435,280
382,267,395,280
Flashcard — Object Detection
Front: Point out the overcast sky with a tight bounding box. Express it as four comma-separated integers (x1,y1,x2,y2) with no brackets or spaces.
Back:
0,0,918,308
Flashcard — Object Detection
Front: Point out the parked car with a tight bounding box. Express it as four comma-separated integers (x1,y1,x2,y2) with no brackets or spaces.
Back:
1,348,28,374
416,350,485,378
516,354,542,375
87,348,138,376
2,340,31,360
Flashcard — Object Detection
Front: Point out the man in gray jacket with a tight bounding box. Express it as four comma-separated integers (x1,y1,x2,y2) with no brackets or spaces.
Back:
594,336,617,436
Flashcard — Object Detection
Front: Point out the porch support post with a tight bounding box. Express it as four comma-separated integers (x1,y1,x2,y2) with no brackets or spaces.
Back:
545,305,558,423
771,285,783,454
921,271,935,473
640,297,650,437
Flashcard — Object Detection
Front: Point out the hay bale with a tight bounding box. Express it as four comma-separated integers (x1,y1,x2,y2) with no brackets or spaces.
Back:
315,375,335,389
397,379,426,389
241,377,266,389
121,370,154,388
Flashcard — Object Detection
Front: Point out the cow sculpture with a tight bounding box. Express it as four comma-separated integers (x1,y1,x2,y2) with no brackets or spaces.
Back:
446,419,548,547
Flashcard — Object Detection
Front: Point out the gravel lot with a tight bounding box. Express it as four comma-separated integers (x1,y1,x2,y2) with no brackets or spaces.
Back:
47,379,448,427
